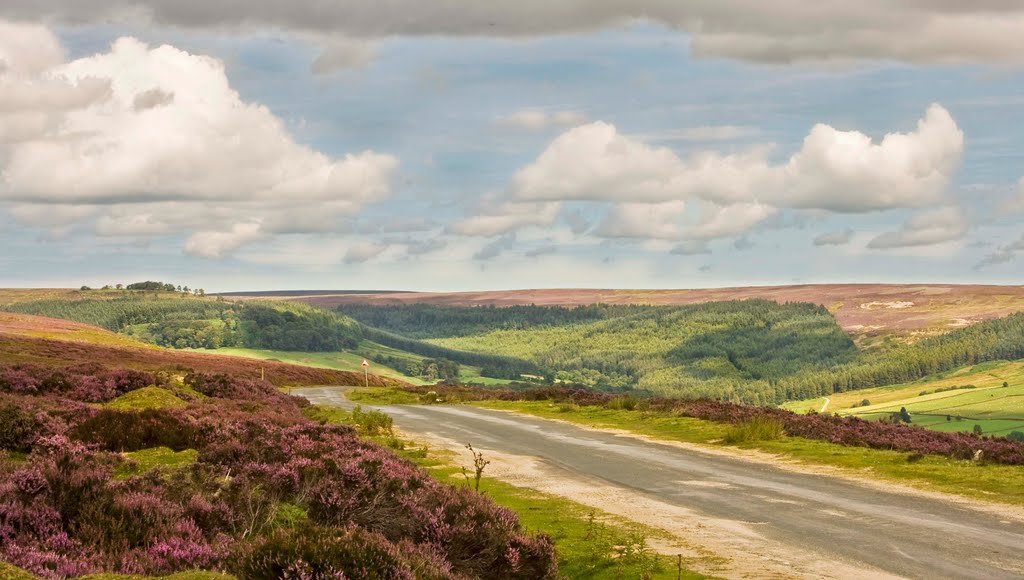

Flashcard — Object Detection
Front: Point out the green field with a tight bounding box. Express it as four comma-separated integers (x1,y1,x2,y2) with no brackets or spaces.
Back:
784,360,1024,436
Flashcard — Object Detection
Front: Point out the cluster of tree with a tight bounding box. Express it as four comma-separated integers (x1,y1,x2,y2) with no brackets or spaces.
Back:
238,302,360,351
340,303,638,339
79,281,206,295
369,354,460,381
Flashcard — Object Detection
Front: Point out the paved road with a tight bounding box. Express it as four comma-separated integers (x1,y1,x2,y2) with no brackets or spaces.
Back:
296,387,1024,580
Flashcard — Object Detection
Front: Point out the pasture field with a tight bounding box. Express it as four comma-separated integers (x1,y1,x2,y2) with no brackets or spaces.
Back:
784,360,1024,436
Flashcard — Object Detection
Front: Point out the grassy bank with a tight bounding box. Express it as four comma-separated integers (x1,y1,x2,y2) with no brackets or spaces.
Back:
471,400,1024,506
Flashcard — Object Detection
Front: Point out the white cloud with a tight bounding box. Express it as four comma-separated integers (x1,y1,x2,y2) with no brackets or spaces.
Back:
497,110,587,131
447,201,561,237
6,2,1024,65
685,202,776,240
184,222,265,258
513,122,690,202
0,22,399,256
813,229,854,246
777,104,963,212
511,105,962,213
594,201,686,240
867,207,970,249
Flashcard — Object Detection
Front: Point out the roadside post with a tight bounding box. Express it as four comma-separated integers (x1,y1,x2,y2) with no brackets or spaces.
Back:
362,359,370,387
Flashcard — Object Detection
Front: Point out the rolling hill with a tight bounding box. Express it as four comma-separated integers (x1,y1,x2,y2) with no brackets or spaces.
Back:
228,284,1024,347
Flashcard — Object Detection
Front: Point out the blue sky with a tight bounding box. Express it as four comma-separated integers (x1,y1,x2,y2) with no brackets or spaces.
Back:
0,4,1023,291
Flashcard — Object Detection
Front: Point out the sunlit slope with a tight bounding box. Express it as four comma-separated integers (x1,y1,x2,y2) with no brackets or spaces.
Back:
784,360,1024,436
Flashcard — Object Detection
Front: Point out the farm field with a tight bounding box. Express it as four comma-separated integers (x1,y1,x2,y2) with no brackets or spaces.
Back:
784,360,1024,436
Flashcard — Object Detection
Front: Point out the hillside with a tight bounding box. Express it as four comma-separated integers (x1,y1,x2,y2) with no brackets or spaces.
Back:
336,302,1024,405
785,360,1024,437
0,357,555,577
0,311,405,388
234,284,1024,346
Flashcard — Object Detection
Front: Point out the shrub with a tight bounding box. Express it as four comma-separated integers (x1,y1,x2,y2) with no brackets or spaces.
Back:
1008,431,1024,442
232,524,458,579
723,416,785,444
0,403,39,452
351,405,394,436
73,408,194,452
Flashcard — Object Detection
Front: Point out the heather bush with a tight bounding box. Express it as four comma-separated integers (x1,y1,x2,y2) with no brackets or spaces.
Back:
73,409,194,452
0,404,38,453
233,524,460,579
0,367,560,578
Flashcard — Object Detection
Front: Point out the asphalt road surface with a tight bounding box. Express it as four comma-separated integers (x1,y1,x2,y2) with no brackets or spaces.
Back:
295,387,1024,579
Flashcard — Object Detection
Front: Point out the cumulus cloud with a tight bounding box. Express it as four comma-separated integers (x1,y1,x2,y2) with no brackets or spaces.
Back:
975,233,1024,270
5,2,1024,65
496,110,587,131
447,201,561,237
0,21,399,256
511,105,962,213
595,201,686,240
685,202,776,240
867,207,970,249
813,229,854,246
184,223,265,258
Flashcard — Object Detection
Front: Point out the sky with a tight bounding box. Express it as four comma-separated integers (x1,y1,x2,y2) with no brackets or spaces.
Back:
0,2,1023,292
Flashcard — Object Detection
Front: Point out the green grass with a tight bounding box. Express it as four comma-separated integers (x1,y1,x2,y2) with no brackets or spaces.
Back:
473,400,1024,507
115,447,199,478
784,360,1024,436
307,403,707,579
106,387,187,411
